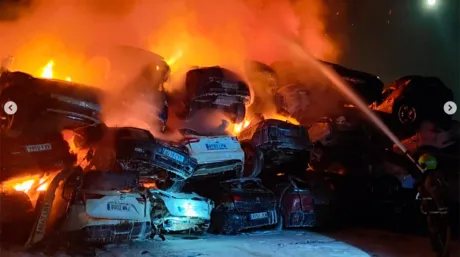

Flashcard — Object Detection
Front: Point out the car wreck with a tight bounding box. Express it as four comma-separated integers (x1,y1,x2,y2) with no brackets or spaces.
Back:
179,128,244,179
238,118,312,177
175,66,251,123
149,189,214,235
74,126,198,192
0,70,104,135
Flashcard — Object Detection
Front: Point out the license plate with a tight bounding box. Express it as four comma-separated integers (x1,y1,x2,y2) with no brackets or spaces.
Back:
205,143,227,150
250,212,268,220
107,202,131,211
25,143,52,152
162,148,185,163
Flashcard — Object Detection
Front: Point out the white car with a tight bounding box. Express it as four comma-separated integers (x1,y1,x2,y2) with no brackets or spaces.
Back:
60,170,152,244
180,128,245,178
150,189,214,235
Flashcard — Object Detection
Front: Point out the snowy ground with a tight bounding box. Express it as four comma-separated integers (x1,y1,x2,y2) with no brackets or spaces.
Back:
2,229,458,257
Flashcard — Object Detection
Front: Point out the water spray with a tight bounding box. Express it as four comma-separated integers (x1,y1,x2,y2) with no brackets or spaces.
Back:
283,39,426,178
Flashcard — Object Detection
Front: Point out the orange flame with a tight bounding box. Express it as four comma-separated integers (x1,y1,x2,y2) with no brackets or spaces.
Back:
40,60,72,82
233,119,251,134
5,174,51,196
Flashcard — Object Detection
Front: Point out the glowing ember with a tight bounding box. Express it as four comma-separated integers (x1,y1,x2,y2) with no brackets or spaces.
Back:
41,60,54,78
4,174,52,195
65,76,72,82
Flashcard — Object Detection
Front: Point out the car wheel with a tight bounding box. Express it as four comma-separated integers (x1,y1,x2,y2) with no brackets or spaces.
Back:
241,143,263,178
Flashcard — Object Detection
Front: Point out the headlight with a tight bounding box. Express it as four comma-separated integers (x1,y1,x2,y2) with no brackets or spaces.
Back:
177,202,197,217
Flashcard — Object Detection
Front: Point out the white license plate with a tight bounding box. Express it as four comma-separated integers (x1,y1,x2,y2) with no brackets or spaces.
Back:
250,212,268,220
162,148,185,163
107,202,131,211
205,143,227,150
25,143,52,152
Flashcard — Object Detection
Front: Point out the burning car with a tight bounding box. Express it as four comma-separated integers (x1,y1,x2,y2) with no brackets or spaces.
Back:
0,131,77,181
179,128,244,179
60,170,152,244
74,126,197,192
373,75,454,134
0,70,104,135
175,66,251,123
237,118,312,178
149,189,214,235
205,178,278,235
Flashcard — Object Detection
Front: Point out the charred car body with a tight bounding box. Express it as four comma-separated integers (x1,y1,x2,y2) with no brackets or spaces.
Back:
0,131,76,181
0,71,104,135
372,75,454,136
238,119,312,177
192,178,278,235
176,66,251,123
74,126,197,191
149,190,214,235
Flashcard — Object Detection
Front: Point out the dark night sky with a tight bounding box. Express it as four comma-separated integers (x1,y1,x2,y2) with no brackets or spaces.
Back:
326,0,459,103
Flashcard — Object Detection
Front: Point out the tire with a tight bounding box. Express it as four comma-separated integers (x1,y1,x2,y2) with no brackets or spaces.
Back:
241,143,263,178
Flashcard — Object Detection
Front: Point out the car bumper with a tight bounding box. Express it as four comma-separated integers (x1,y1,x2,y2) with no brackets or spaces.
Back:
193,160,243,177
284,210,316,228
81,221,152,243
226,209,277,232
159,216,210,233
118,158,194,180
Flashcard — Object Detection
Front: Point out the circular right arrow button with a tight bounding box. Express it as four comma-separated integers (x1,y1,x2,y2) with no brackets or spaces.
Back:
443,101,457,115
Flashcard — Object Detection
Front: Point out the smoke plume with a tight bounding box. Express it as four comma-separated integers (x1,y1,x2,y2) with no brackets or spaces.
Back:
0,0,344,135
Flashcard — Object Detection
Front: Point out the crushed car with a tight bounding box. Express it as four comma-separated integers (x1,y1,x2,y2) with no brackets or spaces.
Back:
237,118,312,177
0,130,76,181
179,128,244,179
60,170,152,244
74,126,197,192
372,75,454,135
197,178,279,235
173,66,251,123
149,189,214,235
0,70,104,135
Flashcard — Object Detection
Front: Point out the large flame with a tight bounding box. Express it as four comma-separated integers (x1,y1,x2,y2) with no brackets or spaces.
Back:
39,59,72,82
231,112,300,135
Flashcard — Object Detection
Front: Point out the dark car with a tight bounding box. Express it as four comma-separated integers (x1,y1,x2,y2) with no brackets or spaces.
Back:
0,71,104,135
238,118,312,177
75,126,197,192
203,178,278,235
0,131,77,181
174,66,251,123
319,61,384,106
373,75,454,134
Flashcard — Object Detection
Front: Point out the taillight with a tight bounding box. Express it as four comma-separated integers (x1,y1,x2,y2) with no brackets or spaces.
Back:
182,137,200,144
233,195,242,201
84,193,105,201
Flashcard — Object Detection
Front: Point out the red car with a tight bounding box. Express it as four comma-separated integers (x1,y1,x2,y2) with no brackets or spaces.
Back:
273,173,336,229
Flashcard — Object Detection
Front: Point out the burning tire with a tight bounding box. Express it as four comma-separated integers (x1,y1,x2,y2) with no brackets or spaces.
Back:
241,143,263,178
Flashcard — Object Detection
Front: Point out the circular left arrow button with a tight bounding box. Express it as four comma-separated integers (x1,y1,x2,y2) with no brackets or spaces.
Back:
3,101,18,115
